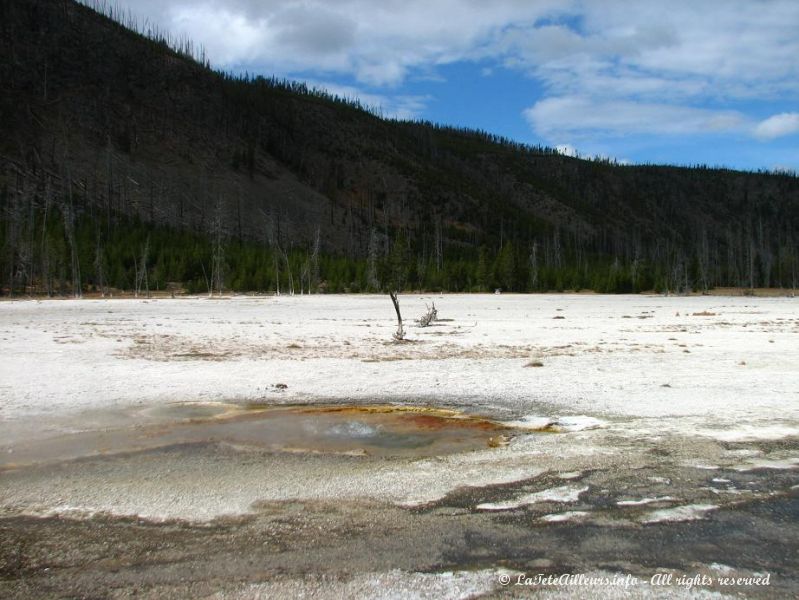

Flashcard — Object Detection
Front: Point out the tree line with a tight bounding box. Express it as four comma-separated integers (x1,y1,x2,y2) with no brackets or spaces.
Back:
2,175,796,297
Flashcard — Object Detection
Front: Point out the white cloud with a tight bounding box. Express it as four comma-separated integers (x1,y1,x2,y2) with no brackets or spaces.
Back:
167,5,264,65
754,113,799,140
101,0,573,85
511,1,799,142
302,80,430,121
555,144,577,157
526,97,746,139
89,1,799,96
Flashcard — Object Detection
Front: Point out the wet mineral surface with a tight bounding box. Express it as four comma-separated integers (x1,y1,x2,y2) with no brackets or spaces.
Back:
1,402,798,599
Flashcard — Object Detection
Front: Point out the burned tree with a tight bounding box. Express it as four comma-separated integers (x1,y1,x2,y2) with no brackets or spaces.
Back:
134,235,149,298
210,197,225,296
389,290,405,341
386,230,410,341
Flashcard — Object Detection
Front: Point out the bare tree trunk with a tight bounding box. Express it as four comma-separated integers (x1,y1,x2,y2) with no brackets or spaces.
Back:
41,182,52,296
284,249,294,295
299,262,308,295
210,197,224,296
434,217,443,272
389,291,404,341
262,208,282,296
94,232,105,298
212,232,224,295
529,241,539,290
138,236,150,298
367,228,379,290
273,253,280,296
699,227,710,293
201,262,212,296
62,185,81,298
310,226,320,293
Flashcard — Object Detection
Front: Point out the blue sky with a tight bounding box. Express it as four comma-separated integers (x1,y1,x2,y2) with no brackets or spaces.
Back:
91,0,799,172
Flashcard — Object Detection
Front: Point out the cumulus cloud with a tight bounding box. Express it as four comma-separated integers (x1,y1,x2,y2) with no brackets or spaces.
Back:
167,5,264,65
754,113,799,140
101,0,570,85
92,1,799,93
526,97,746,139
512,1,799,142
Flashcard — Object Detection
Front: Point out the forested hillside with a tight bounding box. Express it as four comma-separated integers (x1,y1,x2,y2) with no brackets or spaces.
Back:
1,0,798,296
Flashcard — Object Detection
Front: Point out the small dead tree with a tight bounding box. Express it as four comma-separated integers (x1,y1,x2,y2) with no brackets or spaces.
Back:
281,246,295,295
61,198,81,298
389,291,405,340
134,235,150,298
94,231,106,298
386,230,410,341
367,228,380,290
417,301,438,327
210,200,225,296
309,226,320,293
